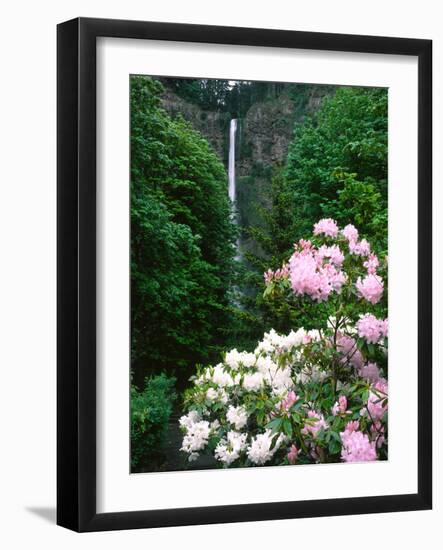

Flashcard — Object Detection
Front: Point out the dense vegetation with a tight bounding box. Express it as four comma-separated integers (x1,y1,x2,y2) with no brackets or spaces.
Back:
166,78,329,118
285,87,388,255
131,374,176,471
130,76,388,472
131,76,236,386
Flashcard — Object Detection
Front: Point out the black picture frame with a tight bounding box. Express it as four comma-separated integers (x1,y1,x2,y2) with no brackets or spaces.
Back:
57,17,432,532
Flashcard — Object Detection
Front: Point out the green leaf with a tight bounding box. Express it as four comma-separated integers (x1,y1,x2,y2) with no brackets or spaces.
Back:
283,417,293,437
266,417,283,433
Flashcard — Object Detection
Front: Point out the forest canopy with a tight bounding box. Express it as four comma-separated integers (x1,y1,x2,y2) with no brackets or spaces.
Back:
285,86,388,255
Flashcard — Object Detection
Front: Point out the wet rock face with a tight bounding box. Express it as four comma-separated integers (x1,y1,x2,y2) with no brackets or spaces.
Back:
237,94,295,174
161,89,228,160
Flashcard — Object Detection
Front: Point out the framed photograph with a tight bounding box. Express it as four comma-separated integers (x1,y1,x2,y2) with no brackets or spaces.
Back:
57,17,432,531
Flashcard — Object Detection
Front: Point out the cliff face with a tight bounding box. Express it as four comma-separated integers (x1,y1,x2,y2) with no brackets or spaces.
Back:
161,89,229,160
235,87,331,247
237,94,295,175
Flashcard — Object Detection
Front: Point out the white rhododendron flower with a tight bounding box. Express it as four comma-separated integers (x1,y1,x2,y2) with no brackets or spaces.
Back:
243,372,264,392
224,349,242,369
179,410,201,430
218,388,229,404
215,431,248,465
226,405,248,430
210,364,239,387
255,338,275,355
210,419,220,431
206,387,218,401
225,349,256,369
264,364,293,396
247,430,286,465
296,365,327,385
180,420,210,459
238,351,257,368
284,328,308,349
180,321,387,467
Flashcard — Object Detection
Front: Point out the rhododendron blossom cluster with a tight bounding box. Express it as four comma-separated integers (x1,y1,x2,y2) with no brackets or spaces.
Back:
340,423,377,462
180,220,388,468
288,243,347,302
356,274,384,305
357,314,388,344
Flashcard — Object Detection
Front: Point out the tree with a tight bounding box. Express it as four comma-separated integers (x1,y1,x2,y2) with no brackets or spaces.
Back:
285,86,388,254
131,76,236,383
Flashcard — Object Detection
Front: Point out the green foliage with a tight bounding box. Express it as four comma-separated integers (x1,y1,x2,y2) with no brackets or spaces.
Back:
167,78,321,119
285,86,388,254
243,168,301,335
165,78,232,110
131,76,236,381
131,374,176,471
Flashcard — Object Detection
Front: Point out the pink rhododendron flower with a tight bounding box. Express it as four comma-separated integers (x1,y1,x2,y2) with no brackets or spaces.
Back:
298,239,313,250
182,220,389,468
367,379,388,421
363,253,379,274
313,218,339,238
264,264,289,284
356,274,384,304
359,362,381,384
264,269,274,284
289,251,330,302
345,420,360,432
380,318,388,338
317,244,345,267
336,334,364,369
279,391,299,414
322,262,347,291
332,395,348,416
357,314,388,344
302,410,329,438
287,444,299,464
342,224,359,242
349,238,371,257
289,248,346,302
340,429,377,462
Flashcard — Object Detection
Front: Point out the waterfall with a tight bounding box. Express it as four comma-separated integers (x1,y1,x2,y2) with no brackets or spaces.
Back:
228,118,237,203
228,119,241,262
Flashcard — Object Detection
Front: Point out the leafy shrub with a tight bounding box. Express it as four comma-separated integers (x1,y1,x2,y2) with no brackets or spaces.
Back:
180,220,387,467
131,374,176,471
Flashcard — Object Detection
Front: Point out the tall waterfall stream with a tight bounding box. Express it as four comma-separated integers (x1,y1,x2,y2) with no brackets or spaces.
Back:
228,118,241,262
